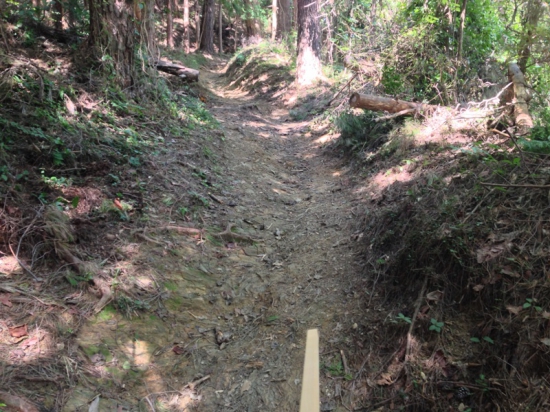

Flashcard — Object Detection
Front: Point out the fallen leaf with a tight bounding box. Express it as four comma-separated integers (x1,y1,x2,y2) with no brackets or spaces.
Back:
472,284,484,292
426,290,444,302
476,243,507,263
88,396,100,412
113,198,124,210
0,293,12,307
506,305,523,315
20,335,40,349
241,379,252,393
9,324,28,338
376,372,394,386
542,311,550,319
172,345,186,355
501,266,520,278
541,338,550,346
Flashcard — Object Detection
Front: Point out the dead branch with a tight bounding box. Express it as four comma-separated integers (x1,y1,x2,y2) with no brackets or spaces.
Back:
405,275,428,363
479,182,550,189
0,391,40,412
155,60,199,82
214,223,256,242
158,225,203,235
327,72,358,107
507,63,533,128
375,108,416,122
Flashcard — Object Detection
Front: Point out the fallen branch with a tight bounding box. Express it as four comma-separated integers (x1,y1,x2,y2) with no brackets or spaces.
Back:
375,108,416,122
158,225,203,235
0,391,40,412
349,93,437,115
479,182,550,189
507,63,533,128
214,223,256,242
326,72,359,107
405,275,428,363
155,60,199,82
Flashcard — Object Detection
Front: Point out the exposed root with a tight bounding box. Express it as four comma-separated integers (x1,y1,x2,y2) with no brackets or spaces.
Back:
213,223,256,242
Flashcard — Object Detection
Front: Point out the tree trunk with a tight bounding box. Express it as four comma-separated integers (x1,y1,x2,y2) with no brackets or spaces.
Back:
195,0,201,49
518,0,543,73
88,0,136,86
271,0,277,41
141,0,157,58
200,0,215,53
218,0,222,54
457,0,467,60
167,0,174,48
276,0,290,38
293,0,298,30
183,0,190,53
325,0,334,63
296,0,322,86
156,59,199,81
243,0,261,44
507,63,533,128
349,93,436,114
53,0,63,30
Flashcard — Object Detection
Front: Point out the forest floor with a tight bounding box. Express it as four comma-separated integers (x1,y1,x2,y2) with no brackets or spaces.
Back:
4,45,550,412
66,61,369,411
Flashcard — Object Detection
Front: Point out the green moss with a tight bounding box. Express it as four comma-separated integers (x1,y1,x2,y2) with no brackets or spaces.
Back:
95,304,116,322
163,281,179,291
165,296,184,311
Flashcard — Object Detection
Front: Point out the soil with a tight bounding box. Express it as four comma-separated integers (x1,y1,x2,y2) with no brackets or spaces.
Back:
62,62,367,411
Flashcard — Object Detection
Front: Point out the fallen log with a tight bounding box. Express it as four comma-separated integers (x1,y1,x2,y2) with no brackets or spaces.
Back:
155,60,199,82
349,93,436,115
507,63,533,129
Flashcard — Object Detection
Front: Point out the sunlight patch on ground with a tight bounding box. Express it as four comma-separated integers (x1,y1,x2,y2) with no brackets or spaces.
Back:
0,256,23,275
314,133,339,145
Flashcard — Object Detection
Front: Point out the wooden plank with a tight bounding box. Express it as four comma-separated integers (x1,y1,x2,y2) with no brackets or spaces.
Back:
300,329,320,412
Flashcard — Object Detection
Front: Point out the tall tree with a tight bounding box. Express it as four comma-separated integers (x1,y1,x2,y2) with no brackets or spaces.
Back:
167,0,174,48
243,0,261,44
183,0,190,53
296,0,322,85
53,0,63,30
218,0,223,53
271,0,277,41
200,0,215,52
457,0,467,60
518,0,543,73
88,0,155,85
195,0,201,49
276,0,291,38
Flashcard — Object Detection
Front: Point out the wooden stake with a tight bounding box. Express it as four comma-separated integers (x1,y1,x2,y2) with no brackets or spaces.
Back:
300,329,320,412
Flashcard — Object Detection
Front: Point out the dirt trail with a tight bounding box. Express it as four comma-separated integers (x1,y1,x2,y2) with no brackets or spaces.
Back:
72,66,366,412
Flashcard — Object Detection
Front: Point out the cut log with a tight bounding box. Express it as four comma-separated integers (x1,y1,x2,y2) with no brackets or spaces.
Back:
349,93,436,115
155,60,199,82
507,63,533,129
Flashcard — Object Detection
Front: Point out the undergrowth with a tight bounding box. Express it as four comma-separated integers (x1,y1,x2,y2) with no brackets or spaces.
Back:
342,107,550,409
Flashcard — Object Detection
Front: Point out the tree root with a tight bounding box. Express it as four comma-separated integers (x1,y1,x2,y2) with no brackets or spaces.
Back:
213,223,256,242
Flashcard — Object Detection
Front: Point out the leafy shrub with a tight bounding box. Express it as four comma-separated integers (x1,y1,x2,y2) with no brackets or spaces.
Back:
336,110,396,152
519,108,550,154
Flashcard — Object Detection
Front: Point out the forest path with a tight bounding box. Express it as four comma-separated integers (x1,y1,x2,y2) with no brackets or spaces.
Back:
72,64,367,412
191,65,366,411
